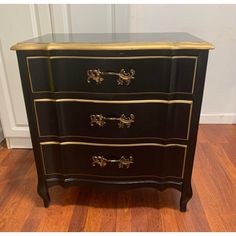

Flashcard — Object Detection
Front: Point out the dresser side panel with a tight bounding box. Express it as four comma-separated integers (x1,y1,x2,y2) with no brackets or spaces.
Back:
183,50,209,182
16,51,47,182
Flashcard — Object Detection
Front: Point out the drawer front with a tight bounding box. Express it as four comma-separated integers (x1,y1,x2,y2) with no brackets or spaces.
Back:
40,142,187,179
34,99,192,140
27,56,197,94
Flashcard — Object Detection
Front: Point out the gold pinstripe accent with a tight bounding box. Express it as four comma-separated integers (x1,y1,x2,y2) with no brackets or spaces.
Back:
40,141,186,148
11,41,214,51
34,98,192,104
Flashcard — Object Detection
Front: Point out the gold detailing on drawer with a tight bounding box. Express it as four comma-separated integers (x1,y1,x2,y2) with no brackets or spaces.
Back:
39,141,187,178
40,141,186,148
34,98,193,140
34,98,192,104
26,56,198,95
92,155,134,168
87,69,135,86
90,114,135,128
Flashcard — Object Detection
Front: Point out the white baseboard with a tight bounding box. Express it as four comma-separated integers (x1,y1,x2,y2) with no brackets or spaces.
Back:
0,126,4,143
200,113,236,124
6,137,32,149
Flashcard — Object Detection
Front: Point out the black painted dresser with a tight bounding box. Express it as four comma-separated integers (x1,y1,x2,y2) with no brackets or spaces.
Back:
11,33,214,211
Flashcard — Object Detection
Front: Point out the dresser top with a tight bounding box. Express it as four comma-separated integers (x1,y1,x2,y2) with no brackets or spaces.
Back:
11,32,214,51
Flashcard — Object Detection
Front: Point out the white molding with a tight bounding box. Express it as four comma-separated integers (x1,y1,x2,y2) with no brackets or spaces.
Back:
36,4,53,35
29,4,40,37
6,137,32,149
49,4,72,34
61,5,72,34
49,4,55,33
0,126,4,143
200,113,236,124
113,5,130,33
111,5,116,33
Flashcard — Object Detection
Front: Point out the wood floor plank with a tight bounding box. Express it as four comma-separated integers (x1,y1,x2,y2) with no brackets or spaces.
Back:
1,125,236,231
130,189,149,232
156,190,180,232
0,152,35,231
68,188,90,232
116,191,132,232
83,191,105,232
193,142,236,231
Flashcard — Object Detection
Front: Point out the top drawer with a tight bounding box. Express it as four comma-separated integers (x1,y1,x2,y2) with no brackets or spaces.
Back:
27,56,197,94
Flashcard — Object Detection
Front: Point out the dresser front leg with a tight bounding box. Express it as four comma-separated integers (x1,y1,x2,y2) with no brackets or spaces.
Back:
37,182,50,208
180,183,192,212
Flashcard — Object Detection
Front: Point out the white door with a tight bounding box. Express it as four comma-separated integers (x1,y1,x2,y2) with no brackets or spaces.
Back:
0,4,128,148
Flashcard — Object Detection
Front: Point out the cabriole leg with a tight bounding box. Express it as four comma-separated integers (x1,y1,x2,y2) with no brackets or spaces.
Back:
180,183,192,212
37,182,50,208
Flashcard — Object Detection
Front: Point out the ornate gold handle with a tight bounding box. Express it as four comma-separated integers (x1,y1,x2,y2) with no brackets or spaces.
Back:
90,114,135,128
92,156,134,168
87,69,135,86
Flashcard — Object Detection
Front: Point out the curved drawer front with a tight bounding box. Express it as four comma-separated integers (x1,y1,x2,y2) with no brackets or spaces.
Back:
34,99,192,140
40,141,187,179
27,56,197,94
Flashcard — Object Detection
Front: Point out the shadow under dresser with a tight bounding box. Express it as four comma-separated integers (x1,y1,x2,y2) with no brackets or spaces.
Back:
11,33,214,211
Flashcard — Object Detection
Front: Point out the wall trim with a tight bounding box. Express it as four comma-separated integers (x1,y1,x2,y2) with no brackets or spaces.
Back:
29,4,40,37
6,137,32,149
113,5,130,33
0,126,4,143
111,5,116,33
61,5,72,34
200,113,236,124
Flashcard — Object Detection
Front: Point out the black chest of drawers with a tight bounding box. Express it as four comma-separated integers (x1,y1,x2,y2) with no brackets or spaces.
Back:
11,33,214,211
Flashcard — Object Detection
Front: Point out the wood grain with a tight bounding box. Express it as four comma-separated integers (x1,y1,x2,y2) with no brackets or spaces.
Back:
1,124,236,232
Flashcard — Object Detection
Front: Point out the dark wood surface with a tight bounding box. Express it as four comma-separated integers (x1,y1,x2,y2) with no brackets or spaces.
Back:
1,125,236,232
15,32,208,44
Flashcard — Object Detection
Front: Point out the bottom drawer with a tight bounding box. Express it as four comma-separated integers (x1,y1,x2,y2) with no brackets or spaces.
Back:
40,142,187,179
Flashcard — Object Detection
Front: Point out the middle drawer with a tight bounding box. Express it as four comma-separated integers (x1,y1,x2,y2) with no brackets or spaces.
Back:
34,98,192,140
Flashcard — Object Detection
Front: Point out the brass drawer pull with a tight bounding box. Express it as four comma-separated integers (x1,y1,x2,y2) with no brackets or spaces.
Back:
90,114,135,128
87,69,135,86
92,156,134,168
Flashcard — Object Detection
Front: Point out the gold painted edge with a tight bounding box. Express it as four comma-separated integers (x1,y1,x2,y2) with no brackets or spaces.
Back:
40,141,187,148
34,98,193,104
27,55,198,59
11,41,215,51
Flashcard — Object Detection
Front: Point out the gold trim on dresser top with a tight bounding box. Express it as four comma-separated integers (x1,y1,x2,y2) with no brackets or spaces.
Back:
26,55,198,94
11,41,214,51
40,141,187,179
33,98,193,141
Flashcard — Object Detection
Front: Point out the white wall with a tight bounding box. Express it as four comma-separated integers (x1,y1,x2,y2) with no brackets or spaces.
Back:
128,4,236,123
0,4,235,148
0,4,115,148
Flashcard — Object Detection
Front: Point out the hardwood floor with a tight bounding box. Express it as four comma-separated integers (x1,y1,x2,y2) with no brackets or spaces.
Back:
1,125,236,232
